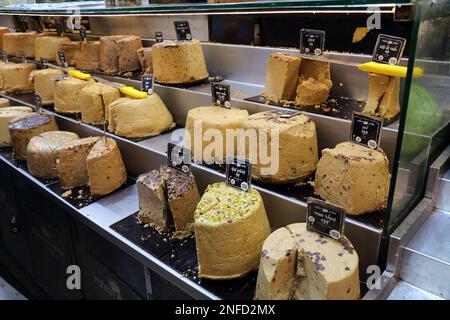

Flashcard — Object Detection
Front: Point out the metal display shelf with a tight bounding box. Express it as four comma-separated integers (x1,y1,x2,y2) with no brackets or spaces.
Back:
0,90,381,299
0,32,409,298
0,0,447,301
0,1,411,16
364,145,450,300
0,40,400,296
0,101,219,299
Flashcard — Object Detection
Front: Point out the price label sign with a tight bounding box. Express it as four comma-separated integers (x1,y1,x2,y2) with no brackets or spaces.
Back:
36,17,43,33
372,34,406,65
40,58,48,69
211,83,231,108
226,156,252,192
174,21,192,41
10,215,19,234
300,29,325,56
0,50,7,63
34,94,42,113
57,50,67,68
19,50,26,63
19,21,28,32
155,31,163,43
167,142,191,173
307,198,345,240
80,28,87,41
141,75,154,95
350,112,383,149
56,23,64,36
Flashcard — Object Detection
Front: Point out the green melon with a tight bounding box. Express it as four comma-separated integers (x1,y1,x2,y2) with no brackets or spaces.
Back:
402,83,442,158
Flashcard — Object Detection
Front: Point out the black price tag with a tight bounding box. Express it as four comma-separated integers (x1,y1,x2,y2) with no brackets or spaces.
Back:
19,21,27,32
56,23,64,36
372,34,406,65
174,21,192,41
155,31,163,43
226,156,252,192
40,58,48,69
19,50,26,63
57,50,67,67
0,50,7,63
35,17,43,33
167,142,191,173
300,29,325,56
211,83,231,108
10,215,19,234
141,75,154,95
80,28,87,41
80,17,91,33
350,112,383,149
307,198,345,240
34,94,42,113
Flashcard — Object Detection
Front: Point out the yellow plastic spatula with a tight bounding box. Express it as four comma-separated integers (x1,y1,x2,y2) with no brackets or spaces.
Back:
358,61,423,78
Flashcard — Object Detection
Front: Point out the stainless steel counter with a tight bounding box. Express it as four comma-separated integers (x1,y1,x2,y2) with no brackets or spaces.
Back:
365,145,450,300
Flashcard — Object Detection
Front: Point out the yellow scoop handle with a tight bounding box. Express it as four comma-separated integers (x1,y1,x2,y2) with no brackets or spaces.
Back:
358,62,423,78
67,69,92,80
119,86,148,99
